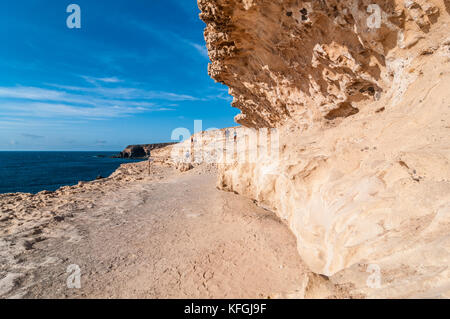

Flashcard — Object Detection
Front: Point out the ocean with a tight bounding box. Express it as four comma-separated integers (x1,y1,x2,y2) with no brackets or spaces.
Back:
0,152,145,194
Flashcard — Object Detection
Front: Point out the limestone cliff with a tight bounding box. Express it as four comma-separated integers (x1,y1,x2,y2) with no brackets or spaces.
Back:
116,143,176,159
199,0,450,298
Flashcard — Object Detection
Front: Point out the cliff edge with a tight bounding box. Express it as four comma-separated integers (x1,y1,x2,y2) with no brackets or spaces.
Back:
199,0,450,298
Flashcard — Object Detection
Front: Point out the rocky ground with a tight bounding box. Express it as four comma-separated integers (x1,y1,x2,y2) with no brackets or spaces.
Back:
0,153,309,299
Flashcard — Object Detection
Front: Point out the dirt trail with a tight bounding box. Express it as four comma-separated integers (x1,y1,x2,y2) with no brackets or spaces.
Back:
0,163,307,298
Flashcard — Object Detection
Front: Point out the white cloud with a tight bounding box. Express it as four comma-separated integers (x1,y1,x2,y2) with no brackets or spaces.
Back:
0,117,88,128
206,92,233,102
0,84,185,120
81,75,123,84
47,84,199,101
129,19,209,60
189,42,209,58
1,101,151,119
22,133,44,139
0,86,65,100
0,85,199,105
155,107,176,112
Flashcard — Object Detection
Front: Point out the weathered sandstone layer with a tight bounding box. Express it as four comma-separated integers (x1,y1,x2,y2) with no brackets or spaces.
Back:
199,0,450,298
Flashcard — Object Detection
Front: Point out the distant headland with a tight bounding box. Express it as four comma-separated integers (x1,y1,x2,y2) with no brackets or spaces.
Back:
113,143,177,159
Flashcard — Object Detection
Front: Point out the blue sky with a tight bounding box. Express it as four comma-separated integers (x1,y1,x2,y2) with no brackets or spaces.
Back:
0,0,238,151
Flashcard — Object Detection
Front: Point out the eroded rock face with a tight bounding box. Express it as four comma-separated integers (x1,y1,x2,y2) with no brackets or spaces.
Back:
199,0,450,298
199,0,446,127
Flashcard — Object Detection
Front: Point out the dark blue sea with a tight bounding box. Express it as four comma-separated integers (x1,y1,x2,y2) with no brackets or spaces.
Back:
0,152,144,194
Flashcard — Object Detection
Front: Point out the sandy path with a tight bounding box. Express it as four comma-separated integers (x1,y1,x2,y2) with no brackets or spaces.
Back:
0,164,307,298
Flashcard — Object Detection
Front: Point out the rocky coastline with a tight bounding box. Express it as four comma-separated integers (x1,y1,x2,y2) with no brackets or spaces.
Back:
113,143,176,159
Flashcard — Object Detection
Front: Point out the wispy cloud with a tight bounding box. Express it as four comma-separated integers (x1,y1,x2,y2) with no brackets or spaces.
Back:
155,107,176,112
0,117,88,128
21,133,44,139
0,86,66,101
81,75,123,84
189,42,209,58
129,19,209,60
206,92,233,102
1,101,150,119
0,84,194,120
46,84,199,102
